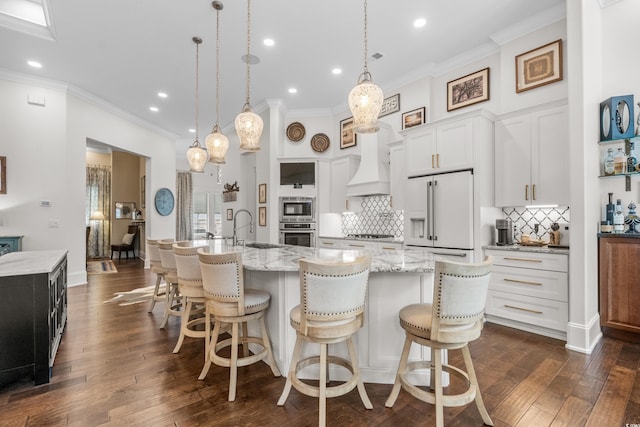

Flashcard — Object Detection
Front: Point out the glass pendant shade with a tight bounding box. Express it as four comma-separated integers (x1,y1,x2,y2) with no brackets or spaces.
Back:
205,124,229,164
235,103,263,152
348,72,383,134
187,139,208,173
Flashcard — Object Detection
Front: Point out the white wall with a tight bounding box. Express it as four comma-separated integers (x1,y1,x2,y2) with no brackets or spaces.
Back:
0,76,177,286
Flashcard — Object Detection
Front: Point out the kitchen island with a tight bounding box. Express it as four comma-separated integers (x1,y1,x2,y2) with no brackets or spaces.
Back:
200,241,436,384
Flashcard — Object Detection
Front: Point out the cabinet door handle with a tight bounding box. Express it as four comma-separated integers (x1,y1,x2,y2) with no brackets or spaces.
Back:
503,257,542,263
348,244,365,248
380,246,397,251
436,153,440,168
525,184,529,201
532,184,536,201
431,154,435,169
504,278,542,286
322,242,335,246
390,196,393,208
504,304,543,314
433,252,467,258
345,199,349,211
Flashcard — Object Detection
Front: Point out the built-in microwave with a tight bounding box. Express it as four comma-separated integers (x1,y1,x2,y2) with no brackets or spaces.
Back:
279,197,315,223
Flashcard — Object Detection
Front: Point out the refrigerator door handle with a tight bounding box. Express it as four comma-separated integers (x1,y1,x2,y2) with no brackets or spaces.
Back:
432,180,438,241
427,181,433,240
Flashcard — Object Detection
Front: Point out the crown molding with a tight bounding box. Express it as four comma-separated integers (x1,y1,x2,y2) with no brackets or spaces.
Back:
490,3,566,46
598,0,623,8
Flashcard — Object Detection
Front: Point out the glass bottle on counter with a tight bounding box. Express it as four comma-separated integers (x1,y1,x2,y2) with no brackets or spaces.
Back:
614,148,627,174
606,192,615,225
604,148,615,176
614,199,625,233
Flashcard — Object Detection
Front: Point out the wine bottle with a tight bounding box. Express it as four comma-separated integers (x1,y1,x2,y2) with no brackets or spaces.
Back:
627,140,638,173
606,192,615,225
614,199,625,233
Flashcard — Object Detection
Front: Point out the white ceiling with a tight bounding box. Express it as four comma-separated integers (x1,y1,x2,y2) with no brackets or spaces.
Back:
0,0,565,152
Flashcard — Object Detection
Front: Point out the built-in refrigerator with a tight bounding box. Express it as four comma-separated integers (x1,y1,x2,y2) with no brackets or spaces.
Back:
404,169,474,261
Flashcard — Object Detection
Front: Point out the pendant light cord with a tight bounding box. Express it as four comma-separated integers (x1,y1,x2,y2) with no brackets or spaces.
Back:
363,0,369,74
245,0,251,106
215,7,221,128
194,37,201,142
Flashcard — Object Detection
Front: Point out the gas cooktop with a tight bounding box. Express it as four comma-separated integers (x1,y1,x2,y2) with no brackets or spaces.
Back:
346,234,395,240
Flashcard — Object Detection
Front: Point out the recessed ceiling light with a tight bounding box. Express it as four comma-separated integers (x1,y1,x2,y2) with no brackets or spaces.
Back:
414,18,426,28
263,38,274,47
188,128,196,133
27,60,42,68
288,88,297,94
149,106,159,112
157,92,168,98
332,68,342,75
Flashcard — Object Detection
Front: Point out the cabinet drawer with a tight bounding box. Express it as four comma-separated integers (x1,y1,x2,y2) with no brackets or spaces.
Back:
486,249,568,272
486,290,568,332
490,265,568,302
317,239,343,249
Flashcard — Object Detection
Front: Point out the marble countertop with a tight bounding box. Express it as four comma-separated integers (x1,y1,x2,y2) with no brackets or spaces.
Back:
0,250,68,277
197,240,434,273
484,244,570,255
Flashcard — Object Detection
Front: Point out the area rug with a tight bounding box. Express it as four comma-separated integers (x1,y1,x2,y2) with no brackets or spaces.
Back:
103,285,165,306
87,260,118,275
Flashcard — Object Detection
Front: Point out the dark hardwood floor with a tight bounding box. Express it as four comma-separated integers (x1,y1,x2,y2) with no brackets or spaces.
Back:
1,259,640,426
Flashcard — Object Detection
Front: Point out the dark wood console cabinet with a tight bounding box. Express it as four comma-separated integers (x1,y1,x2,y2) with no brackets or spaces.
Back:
598,234,640,341
0,251,68,386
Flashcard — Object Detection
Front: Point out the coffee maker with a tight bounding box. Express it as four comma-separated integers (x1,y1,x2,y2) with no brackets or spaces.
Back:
496,219,514,246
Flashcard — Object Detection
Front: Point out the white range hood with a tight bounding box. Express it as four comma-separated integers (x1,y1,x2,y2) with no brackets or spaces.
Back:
346,131,390,197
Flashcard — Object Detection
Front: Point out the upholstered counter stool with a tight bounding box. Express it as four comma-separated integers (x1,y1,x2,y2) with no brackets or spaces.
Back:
385,256,494,427
146,238,167,313
197,249,280,401
277,256,373,427
171,242,209,354
157,239,187,329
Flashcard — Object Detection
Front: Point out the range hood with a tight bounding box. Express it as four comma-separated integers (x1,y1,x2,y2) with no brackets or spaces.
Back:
346,131,390,197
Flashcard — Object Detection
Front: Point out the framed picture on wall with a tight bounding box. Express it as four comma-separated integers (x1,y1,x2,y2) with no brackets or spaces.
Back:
340,117,357,149
447,67,490,111
226,209,233,221
402,107,426,130
259,206,266,226
0,156,6,195
258,183,266,204
515,39,563,93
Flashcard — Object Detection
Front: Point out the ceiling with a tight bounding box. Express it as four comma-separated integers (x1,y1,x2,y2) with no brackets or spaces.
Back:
0,0,565,154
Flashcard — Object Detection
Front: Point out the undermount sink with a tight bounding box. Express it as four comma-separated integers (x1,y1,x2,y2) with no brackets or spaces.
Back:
244,242,284,249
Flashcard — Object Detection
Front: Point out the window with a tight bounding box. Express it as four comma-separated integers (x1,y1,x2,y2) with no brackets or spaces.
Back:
193,192,209,239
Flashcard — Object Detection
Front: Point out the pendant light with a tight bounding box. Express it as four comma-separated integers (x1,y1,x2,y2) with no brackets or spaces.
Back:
348,0,383,134
186,36,209,173
205,1,229,168
235,0,263,152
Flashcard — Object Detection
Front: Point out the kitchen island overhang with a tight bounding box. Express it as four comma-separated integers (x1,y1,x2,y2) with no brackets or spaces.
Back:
200,241,438,385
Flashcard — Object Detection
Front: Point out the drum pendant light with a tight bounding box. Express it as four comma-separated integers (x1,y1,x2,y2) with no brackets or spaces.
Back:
348,0,383,134
235,0,263,152
205,1,229,167
186,36,209,173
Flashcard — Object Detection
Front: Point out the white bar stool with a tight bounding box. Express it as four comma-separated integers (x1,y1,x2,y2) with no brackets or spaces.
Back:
146,238,167,313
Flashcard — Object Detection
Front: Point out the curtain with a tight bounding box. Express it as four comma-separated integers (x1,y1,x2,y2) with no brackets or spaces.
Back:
86,164,111,258
176,171,193,241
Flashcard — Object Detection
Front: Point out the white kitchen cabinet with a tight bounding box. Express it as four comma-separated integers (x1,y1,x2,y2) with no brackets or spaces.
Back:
495,102,569,207
389,141,405,210
484,248,569,340
404,112,491,177
329,155,360,213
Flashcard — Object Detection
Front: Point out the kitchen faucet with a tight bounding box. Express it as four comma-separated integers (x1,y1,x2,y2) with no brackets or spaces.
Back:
233,209,254,246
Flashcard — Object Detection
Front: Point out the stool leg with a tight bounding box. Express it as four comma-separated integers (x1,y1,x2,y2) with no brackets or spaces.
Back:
228,322,240,401
173,298,191,353
148,273,162,313
461,345,493,426
241,322,250,358
385,335,412,407
433,348,444,427
277,334,303,406
347,336,372,409
259,316,281,377
160,283,175,329
199,313,220,381
319,343,327,427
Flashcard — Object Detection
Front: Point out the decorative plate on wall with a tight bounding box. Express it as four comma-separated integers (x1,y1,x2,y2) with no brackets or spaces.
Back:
286,122,305,142
310,133,330,153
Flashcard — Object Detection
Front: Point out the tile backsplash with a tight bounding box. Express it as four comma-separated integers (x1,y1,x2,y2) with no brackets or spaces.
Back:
502,206,570,241
342,195,404,238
